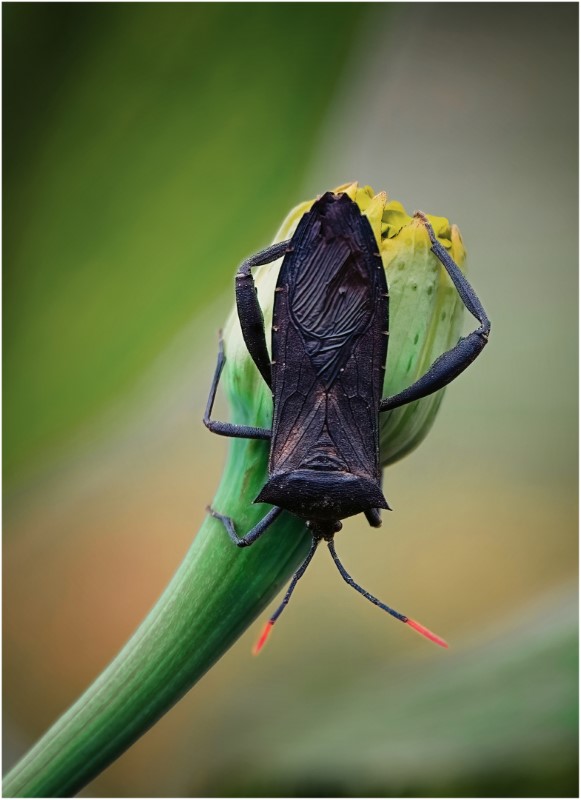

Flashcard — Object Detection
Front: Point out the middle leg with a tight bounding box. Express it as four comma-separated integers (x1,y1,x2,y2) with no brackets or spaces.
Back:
203,333,271,440
380,213,490,413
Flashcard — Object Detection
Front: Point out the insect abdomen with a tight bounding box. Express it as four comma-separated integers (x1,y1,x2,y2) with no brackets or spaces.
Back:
255,469,389,520
264,192,389,522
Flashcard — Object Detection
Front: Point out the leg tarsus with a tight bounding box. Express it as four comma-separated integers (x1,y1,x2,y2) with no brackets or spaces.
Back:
207,504,283,548
417,211,490,332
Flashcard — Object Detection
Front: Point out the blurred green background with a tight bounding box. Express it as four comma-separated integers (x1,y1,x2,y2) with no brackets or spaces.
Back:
3,3,578,798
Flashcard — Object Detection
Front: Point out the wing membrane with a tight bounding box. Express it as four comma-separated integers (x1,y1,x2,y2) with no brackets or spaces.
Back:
289,219,376,386
269,193,388,481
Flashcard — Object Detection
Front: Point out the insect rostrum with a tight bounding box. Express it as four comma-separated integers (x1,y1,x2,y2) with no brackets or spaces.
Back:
205,190,490,653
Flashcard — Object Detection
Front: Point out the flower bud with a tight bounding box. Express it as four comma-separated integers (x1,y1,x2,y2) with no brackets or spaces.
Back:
223,183,466,466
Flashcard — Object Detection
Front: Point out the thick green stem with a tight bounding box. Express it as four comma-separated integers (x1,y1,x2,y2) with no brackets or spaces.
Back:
3,433,310,797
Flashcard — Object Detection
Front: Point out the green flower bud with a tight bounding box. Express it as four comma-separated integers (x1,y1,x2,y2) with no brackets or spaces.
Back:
376,198,466,465
223,181,466,465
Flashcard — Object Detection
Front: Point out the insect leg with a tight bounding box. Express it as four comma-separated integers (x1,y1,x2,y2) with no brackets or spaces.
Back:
380,213,490,413
236,239,291,388
364,508,382,527
364,472,390,527
204,332,271,440
207,504,283,548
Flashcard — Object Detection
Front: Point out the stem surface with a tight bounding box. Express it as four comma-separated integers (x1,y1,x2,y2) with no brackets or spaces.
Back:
4,432,310,797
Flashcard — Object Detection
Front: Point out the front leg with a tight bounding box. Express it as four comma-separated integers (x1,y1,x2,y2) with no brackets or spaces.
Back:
235,239,292,389
380,213,490,413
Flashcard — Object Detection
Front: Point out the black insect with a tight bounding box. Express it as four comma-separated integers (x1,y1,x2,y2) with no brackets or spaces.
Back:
204,191,490,652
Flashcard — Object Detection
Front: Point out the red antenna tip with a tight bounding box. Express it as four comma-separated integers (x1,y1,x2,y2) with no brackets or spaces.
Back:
252,620,274,656
405,617,448,648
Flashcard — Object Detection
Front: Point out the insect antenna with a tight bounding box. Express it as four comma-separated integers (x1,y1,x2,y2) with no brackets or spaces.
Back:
327,539,448,648
253,537,319,655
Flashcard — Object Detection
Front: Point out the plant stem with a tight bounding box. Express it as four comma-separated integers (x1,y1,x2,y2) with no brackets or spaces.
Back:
3,433,310,797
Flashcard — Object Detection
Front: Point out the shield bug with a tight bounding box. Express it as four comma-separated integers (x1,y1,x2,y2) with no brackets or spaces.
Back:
204,191,490,652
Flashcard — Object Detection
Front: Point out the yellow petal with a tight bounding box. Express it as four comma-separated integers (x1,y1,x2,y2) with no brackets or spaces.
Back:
362,191,387,244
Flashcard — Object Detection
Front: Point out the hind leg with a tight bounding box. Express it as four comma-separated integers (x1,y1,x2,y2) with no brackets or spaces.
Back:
207,505,283,548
